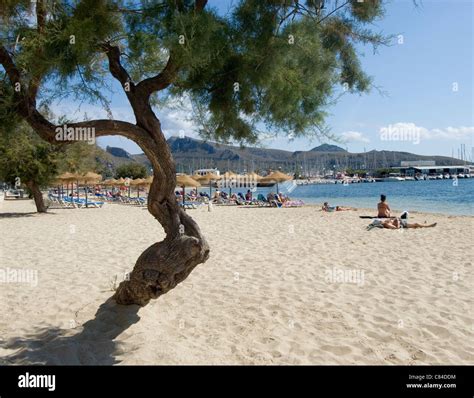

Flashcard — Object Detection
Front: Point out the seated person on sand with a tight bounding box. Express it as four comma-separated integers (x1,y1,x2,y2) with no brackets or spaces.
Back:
322,202,353,212
278,193,288,203
245,190,252,201
381,218,437,229
212,189,221,200
267,192,280,207
377,194,391,218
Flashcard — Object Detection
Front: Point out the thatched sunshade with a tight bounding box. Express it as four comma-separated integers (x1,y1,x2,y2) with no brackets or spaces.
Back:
56,172,78,182
222,171,237,179
53,172,79,198
77,172,102,207
115,177,126,187
131,178,147,198
101,178,117,186
194,173,221,184
260,171,292,194
176,175,201,207
131,178,146,186
245,172,263,181
77,172,102,185
176,175,201,188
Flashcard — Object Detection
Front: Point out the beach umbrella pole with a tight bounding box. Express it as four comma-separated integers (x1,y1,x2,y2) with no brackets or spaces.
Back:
208,181,213,212
182,185,186,211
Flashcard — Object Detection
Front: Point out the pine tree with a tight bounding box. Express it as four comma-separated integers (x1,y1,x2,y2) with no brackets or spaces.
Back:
0,0,387,305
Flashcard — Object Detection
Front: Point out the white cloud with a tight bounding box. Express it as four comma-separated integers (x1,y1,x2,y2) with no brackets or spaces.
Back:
340,131,370,143
429,126,474,140
379,122,473,142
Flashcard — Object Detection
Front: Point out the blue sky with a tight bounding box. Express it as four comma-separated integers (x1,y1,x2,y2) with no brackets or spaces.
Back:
64,0,472,159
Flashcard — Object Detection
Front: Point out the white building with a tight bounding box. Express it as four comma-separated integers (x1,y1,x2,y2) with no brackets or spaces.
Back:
193,168,220,176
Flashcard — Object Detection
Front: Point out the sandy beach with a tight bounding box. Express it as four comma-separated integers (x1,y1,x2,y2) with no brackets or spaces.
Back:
0,199,472,365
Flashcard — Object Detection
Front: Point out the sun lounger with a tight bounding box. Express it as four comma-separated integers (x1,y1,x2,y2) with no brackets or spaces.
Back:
282,200,304,208
180,201,198,209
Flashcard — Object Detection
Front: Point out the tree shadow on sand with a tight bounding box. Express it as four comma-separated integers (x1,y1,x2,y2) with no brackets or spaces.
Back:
0,299,141,365
0,212,42,218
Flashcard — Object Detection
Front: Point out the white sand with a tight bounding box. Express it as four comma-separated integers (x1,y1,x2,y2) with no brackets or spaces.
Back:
0,199,472,365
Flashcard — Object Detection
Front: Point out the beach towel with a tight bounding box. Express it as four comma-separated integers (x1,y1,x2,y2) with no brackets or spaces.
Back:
366,219,384,231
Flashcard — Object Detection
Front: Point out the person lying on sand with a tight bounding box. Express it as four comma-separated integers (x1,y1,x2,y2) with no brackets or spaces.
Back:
381,218,437,229
377,194,391,218
322,202,354,212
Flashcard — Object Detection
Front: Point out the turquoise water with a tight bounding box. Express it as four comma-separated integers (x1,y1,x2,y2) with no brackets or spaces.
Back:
281,179,474,215
214,179,473,215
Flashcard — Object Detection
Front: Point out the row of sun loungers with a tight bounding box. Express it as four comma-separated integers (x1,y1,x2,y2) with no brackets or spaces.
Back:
48,194,105,208
101,195,147,206
49,192,304,210
212,194,304,208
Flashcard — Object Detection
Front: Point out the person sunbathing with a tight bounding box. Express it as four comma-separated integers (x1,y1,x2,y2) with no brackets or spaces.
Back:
377,194,391,218
278,193,288,203
267,192,282,207
322,202,353,212
381,218,437,229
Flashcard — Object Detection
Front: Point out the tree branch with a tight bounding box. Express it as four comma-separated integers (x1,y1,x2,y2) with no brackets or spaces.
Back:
134,0,208,98
135,52,179,97
103,42,134,91
0,44,151,149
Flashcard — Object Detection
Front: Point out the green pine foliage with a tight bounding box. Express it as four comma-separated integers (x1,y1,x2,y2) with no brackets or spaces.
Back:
1,0,387,145
0,122,59,189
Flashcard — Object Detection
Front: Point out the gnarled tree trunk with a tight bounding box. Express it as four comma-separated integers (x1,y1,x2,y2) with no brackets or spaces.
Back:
0,35,211,307
26,180,47,213
113,103,210,306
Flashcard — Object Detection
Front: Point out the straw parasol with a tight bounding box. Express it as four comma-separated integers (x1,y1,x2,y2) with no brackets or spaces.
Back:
115,177,126,186
78,172,102,185
54,172,78,198
131,178,146,186
99,178,117,199
245,172,263,181
101,178,117,187
176,175,201,208
131,178,146,198
222,170,237,179
176,174,201,188
56,172,77,182
243,172,262,192
260,171,292,194
77,172,102,207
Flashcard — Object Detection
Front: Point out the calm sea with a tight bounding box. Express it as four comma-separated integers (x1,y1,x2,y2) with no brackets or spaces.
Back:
224,179,474,216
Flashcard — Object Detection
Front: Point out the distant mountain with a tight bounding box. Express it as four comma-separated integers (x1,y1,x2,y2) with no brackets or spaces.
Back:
310,144,347,152
95,136,467,176
106,146,132,159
